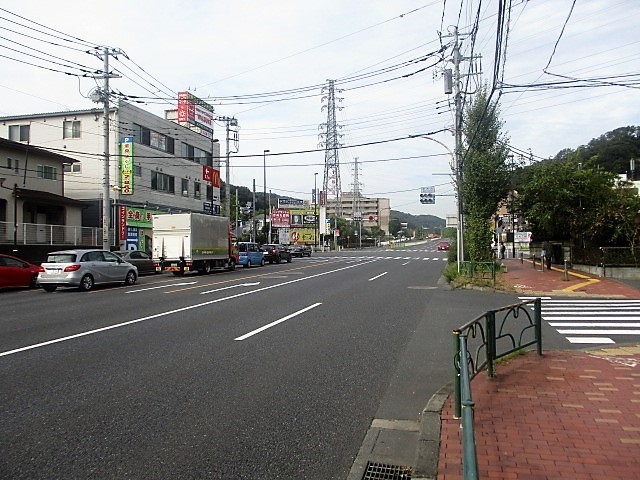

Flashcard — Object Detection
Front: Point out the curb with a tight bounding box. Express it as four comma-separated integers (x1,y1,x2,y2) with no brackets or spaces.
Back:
412,382,453,480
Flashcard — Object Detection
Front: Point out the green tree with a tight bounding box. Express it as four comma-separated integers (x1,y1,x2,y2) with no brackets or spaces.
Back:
460,85,511,261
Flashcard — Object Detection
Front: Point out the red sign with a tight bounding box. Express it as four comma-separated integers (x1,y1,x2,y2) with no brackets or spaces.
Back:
271,208,291,228
119,206,126,241
202,166,221,187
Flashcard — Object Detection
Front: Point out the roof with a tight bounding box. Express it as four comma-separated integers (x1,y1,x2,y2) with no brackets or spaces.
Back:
16,188,86,207
0,107,114,122
0,137,78,164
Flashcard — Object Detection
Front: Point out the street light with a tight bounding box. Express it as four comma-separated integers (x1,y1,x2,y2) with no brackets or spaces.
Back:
263,149,269,243
410,134,463,272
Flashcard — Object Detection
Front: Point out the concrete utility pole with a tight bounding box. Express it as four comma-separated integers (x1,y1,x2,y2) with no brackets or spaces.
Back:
453,27,465,270
214,116,238,222
93,46,122,251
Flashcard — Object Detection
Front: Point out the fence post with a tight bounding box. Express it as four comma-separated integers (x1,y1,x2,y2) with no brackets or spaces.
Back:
486,311,496,378
453,329,461,419
535,297,543,356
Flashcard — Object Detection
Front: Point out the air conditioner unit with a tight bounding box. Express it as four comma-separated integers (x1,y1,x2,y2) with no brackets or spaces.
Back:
182,190,189,196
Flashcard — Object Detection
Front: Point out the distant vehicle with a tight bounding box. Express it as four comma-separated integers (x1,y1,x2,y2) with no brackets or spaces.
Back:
38,249,138,292
237,242,265,267
261,244,292,264
152,213,238,276
437,241,451,251
289,244,311,257
114,250,157,275
0,253,42,290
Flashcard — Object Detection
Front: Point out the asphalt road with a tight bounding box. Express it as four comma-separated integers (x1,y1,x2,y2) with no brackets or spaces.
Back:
0,241,540,479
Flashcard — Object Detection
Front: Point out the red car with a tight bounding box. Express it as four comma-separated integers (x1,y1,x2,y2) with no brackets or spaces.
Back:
0,253,43,290
437,241,451,251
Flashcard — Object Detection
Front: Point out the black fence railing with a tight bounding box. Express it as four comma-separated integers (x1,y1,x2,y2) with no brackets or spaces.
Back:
453,298,542,480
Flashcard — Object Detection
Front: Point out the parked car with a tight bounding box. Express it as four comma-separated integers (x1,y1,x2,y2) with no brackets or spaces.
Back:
237,242,265,268
0,253,42,290
437,241,451,251
289,244,312,257
260,244,292,264
114,250,158,275
38,249,138,292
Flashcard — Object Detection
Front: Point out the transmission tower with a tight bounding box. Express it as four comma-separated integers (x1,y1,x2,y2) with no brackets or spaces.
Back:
351,156,363,220
319,79,343,215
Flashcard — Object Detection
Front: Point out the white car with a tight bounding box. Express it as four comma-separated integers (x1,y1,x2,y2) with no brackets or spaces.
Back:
38,249,138,292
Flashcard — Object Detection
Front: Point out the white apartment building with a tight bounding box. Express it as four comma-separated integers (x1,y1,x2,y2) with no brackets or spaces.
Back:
0,101,221,250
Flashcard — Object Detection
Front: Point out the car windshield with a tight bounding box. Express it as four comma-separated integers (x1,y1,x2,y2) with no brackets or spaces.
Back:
46,254,76,262
239,244,247,252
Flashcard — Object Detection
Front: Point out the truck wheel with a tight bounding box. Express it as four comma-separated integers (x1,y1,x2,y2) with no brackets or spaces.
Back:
227,258,236,271
201,262,211,274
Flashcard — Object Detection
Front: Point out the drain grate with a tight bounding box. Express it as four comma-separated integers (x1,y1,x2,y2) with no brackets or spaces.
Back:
362,461,412,479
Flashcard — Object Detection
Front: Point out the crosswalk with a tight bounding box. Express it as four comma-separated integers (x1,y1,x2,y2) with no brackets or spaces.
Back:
520,297,640,345
326,255,448,261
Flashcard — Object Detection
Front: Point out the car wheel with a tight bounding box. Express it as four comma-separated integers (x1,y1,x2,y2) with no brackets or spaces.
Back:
42,284,57,292
244,260,251,268
29,275,38,288
276,256,281,264
125,270,137,286
287,256,292,263
260,258,265,267
79,274,94,291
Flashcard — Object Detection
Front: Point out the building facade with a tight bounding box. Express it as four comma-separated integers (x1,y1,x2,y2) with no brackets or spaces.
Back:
324,192,390,237
0,138,83,247
0,101,221,251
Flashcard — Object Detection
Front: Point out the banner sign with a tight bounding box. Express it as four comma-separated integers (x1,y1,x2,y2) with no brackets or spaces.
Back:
271,209,291,228
278,198,304,207
177,91,215,138
120,137,134,195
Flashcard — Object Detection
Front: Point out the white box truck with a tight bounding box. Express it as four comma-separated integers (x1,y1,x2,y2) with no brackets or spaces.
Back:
152,213,238,275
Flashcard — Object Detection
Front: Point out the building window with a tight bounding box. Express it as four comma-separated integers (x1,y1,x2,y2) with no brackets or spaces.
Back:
181,178,189,197
206,184,213,201
3,158,19,173
133,123,174,153
63,120,81,139
63,163,81,173
182,143,195,162
8,124,30,142
133,164,142,177
194,181,201,199
37,165,57,180
151,171,174,194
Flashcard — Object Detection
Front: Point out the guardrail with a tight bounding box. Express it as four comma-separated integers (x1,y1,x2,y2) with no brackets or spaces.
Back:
453,298,542,480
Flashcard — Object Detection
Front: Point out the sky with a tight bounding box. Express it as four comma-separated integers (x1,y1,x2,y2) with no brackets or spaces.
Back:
0,0,638,220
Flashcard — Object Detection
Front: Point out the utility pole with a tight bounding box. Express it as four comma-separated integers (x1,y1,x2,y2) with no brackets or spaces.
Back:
214,116,238,222
92,46,122,251
453,27,465,270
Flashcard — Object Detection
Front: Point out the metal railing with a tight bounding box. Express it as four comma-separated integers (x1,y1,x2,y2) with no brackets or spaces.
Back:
460,261,498,284
453,298,542,479
0,220,113,246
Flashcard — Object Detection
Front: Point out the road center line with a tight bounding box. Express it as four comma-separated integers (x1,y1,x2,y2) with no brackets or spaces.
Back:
368,272,388,282
0,260,376,358
234,303,322,341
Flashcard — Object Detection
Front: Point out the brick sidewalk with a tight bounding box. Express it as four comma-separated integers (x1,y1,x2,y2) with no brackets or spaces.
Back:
500,258,640,298
437,345,640,480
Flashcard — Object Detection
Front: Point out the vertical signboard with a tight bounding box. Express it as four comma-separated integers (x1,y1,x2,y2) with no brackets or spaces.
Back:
120,137,134,195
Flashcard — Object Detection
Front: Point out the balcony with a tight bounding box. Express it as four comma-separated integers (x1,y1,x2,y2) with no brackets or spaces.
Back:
0,221,114,246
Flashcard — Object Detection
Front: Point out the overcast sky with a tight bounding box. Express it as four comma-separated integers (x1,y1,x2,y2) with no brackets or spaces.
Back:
1,0,638,219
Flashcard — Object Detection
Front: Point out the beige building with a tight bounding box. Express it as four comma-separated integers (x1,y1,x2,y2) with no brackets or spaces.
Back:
324,192,390,236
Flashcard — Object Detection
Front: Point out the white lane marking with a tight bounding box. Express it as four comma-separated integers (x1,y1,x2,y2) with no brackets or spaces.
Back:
0,260,375,358
557,329,640,335
541,316,640,321
234,303,322,341
549,322,640,327
402,261,410,266
368,272,388,282
567,337,615,344
125,281,198,293
200,282,260,295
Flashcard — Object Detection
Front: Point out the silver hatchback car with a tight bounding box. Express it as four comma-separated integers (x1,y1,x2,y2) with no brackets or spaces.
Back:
38,249,138,292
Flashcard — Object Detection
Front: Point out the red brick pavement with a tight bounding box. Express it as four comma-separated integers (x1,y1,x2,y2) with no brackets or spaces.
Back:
500,258,640,299
437,346,640,480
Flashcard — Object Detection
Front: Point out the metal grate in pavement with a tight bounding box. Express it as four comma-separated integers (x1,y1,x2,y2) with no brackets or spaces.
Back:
361,461,412,479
